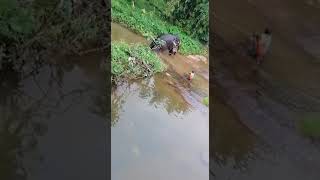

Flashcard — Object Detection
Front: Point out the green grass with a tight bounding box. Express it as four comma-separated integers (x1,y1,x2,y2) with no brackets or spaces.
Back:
112,0,206,55
202,97,209,107
112,41,166,81
299,113,320,138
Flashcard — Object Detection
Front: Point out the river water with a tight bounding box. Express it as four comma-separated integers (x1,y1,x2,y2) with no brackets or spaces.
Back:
111,23,211,180
111,22,279,180
0,53,107,180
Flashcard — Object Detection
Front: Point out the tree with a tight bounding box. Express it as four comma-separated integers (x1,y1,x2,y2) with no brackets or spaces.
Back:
170,0,209,43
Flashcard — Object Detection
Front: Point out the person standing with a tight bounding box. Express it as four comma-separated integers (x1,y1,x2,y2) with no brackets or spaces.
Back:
260,28,272,57
255,34,263,65
257,28,272,65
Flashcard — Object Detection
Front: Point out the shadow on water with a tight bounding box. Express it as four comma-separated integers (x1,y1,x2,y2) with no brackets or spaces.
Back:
0,52,107,180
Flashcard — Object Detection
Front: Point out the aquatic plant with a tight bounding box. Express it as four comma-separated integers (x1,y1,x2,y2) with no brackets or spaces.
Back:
111,42,166,81
112,0,206,55
299,113,320,139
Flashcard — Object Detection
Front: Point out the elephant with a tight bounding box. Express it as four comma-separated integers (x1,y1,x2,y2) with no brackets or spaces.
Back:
150,34,180,55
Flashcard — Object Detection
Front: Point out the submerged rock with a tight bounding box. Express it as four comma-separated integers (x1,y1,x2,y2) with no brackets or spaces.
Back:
187,55,208,63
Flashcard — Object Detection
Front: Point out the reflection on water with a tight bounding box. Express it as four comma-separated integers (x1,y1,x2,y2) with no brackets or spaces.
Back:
0,53,107,180
111,76,209,180
112,75,191,125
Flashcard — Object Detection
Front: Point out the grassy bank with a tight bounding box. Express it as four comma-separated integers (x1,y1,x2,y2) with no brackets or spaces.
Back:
112,42,166,81
299,113,320,139
112,0,206,55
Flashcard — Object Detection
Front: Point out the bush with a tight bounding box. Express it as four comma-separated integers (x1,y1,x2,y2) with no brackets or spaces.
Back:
170,0,209,43
111,42,166,80
0,0,35,42
299,113,320,138
0,0,107,72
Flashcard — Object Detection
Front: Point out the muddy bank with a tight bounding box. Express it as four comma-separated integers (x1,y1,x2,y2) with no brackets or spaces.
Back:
111,22,209,110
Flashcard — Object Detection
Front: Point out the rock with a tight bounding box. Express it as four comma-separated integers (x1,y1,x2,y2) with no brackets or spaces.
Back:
128,57,135,61
167,81,174,86
195,55,208,63
187,55,200,62
187,55,208,63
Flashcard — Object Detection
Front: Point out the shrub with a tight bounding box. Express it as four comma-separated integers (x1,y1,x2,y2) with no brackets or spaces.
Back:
111,42,166,80
299,113,320,138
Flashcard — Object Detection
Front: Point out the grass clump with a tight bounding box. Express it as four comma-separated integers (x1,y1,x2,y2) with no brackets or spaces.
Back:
112,42,166,81
112,0,206,55
298,113,320,138
202,97,209,107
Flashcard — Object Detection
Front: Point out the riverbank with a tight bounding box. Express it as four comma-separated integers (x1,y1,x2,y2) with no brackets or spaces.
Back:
111,0,207,55
111,22,209,180
112,23,209,109
111,42,166,82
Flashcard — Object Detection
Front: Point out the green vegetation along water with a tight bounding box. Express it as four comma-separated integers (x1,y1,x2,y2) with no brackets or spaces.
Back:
111,0,207,55
111,42,166,81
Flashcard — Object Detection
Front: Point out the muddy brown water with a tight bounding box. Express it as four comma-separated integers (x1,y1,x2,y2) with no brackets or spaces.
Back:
112,22,211,180
111,22,265,180
0,53,107,179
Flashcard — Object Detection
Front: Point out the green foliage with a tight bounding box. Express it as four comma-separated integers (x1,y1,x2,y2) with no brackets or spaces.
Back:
202,96,209,106
112,42,166,80
112,0,206,55
0,0,107,71
170,0,209,43
0,0,35,41
299,113,320,138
